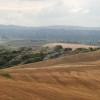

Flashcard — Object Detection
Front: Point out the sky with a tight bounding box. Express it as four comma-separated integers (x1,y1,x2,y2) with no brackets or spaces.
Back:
0,0,99,27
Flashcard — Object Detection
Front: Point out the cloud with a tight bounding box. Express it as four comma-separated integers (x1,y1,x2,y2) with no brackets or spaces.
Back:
0,0,99,27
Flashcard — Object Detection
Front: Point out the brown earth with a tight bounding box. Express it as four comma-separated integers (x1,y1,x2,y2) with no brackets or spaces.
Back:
0,51,100,100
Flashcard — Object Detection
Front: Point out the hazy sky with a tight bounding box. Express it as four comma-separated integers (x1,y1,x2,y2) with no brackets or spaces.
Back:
0,0,99,27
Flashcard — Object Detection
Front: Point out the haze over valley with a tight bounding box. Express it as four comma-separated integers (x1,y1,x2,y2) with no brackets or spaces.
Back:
0,25,100,48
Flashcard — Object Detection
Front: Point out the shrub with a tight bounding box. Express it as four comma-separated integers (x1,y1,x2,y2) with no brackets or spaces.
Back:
0,47,46,68
89,47,100,51
74,48,89,53
64,48,72,52
54,45,63,52
0,71,12,79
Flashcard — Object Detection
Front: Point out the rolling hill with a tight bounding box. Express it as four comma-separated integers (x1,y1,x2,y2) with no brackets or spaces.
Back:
0,51,100,100
44,43,97,50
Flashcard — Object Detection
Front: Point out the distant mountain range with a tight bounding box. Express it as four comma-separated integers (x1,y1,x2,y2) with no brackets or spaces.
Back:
0,25,100,44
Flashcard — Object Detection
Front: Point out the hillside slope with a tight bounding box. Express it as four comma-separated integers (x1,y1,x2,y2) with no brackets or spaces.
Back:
0,51,100,100
44,43,97,50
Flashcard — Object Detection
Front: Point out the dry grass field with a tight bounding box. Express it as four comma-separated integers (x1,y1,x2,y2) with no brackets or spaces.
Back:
44,43,97,50
0,51,100,100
